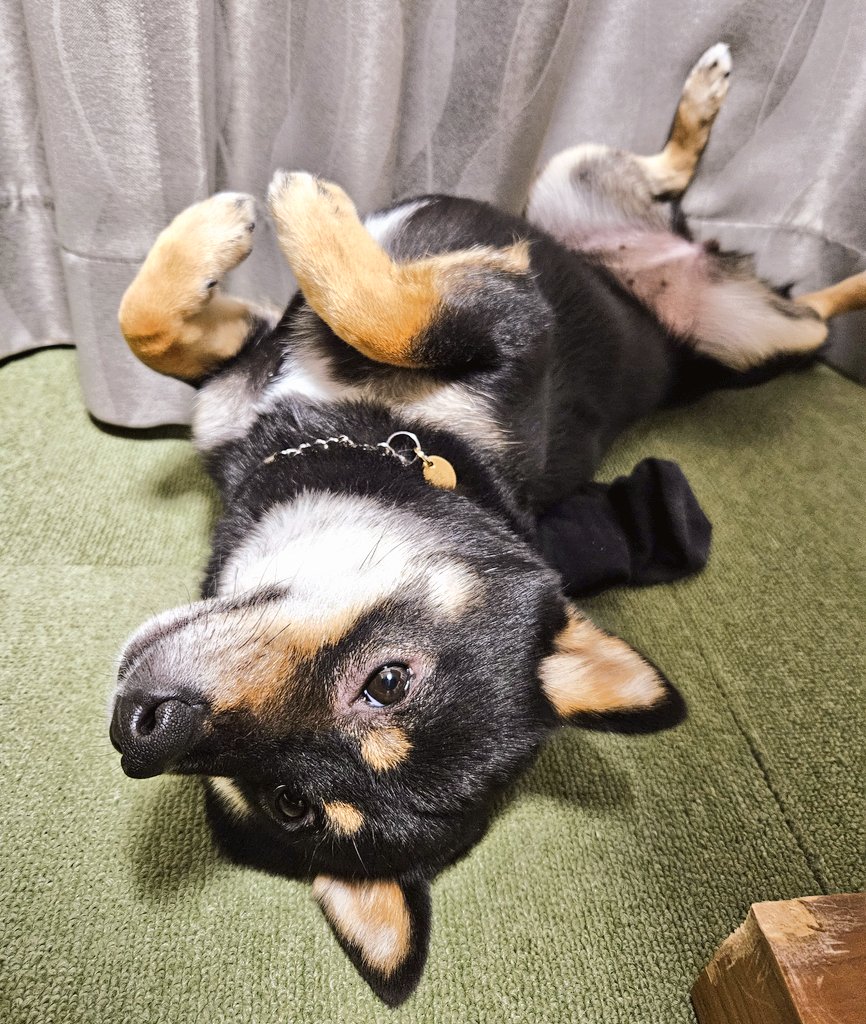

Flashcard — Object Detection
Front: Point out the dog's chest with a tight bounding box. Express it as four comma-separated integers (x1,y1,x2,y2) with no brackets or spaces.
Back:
192,323,509,453
193,201,511,454
259,330,510,452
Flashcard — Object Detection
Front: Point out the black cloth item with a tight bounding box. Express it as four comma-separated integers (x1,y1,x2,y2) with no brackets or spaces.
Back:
537,458,712,597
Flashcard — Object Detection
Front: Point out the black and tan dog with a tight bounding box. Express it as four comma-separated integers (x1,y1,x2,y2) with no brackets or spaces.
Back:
110,45,864,1004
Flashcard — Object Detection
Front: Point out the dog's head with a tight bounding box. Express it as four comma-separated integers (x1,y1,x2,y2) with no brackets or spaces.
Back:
110,488,683,1004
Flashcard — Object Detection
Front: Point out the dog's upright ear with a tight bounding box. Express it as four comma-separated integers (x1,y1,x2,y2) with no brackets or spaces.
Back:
538,603,685,733
312,875,431,1006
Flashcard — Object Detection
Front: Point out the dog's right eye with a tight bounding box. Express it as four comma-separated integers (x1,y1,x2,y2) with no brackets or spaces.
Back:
362,664,412,707
274,787,309,822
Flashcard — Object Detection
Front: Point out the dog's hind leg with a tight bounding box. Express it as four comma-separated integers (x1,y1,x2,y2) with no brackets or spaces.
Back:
119,193,272,380
665,249,829,371
526,43,732,241
526,42,832,373
635,42,732,199
796,269,866,321
670,266,866,394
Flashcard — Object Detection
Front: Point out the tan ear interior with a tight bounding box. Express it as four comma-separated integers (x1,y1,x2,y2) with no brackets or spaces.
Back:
313,876,412,976
539,606,666,719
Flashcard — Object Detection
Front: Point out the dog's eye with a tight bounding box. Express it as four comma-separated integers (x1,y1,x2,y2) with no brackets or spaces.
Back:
275,786,309,822
362,664,412,707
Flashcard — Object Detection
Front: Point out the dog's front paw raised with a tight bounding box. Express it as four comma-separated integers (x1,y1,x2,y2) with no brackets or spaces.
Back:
267,171,358,260
164,192,257,297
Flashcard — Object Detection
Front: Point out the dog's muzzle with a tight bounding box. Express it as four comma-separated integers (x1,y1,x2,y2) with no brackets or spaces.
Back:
110,693,208,778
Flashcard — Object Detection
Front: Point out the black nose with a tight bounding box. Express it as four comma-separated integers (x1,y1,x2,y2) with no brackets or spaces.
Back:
110,695,208,778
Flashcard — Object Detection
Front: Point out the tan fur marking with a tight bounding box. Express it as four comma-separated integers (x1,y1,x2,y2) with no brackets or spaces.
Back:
202,604,363,714
268,171,529,367
426,561,482,618
313,876,411,975
360,727,412,772
119,193,258,379
797,269,866,320
207,777,251,819
323,801,365,836
539,608,665,718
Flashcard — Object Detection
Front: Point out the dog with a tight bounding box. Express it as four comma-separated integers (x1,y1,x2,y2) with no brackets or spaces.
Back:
109,44,864,1005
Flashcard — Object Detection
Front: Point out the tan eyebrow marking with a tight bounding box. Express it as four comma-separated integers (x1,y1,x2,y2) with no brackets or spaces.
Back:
323,801,365,836
207,776,251,819
360,727,412,772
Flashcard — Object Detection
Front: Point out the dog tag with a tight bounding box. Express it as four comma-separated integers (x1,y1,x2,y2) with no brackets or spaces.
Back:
422,455,457,490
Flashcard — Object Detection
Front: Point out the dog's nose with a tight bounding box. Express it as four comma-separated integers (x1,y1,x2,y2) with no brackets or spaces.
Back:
110,694,208,778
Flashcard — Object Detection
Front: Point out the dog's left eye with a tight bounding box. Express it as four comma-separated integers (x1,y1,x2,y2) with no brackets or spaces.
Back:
274,787,310,823
362,664,412,707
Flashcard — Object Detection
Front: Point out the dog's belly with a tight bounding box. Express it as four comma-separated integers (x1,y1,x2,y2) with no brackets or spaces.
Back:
562,225,826,370
566,226,710,338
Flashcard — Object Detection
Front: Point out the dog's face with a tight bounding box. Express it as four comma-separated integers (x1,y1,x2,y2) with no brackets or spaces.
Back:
110,490,682,1003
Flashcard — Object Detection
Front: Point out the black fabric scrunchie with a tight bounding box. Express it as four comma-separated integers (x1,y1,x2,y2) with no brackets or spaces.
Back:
536,458,712,597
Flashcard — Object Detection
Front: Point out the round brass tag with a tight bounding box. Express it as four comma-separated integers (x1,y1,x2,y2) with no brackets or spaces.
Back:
422,455,457,490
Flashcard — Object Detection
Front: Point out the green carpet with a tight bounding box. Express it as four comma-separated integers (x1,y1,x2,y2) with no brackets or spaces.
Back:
2,348,863,1023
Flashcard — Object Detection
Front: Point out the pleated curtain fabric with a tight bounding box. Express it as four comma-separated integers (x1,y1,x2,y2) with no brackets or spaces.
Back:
3,0,865,426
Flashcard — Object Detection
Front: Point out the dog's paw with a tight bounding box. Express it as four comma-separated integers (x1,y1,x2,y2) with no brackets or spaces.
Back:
267,171,358,256
163,192,257,294
682,43,732,124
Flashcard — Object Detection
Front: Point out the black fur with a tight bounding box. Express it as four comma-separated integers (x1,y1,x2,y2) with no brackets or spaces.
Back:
112,190,818,1005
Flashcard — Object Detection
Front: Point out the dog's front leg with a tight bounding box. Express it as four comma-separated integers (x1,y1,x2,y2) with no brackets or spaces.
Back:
267,171,534,369
119,193,270,380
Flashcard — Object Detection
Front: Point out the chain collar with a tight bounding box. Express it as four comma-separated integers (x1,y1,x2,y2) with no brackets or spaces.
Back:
262,431,458,489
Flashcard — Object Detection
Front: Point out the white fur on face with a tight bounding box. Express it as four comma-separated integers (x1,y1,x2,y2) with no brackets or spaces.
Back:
207,776,251,819
111,495,480,715
216,491,480,624
115,600,211,683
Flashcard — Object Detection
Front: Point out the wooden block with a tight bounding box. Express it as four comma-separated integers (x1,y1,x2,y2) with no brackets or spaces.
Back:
692,893,866,1024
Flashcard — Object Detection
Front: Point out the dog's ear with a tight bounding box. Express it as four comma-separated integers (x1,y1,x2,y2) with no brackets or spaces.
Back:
313,875,431,1006
538,603,685,733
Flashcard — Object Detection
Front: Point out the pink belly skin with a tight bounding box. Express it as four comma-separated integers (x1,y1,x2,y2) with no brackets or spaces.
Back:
563,225,712,339
554,224,826,369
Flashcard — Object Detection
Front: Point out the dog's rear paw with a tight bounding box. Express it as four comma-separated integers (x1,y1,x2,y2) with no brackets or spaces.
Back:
682,43,732,123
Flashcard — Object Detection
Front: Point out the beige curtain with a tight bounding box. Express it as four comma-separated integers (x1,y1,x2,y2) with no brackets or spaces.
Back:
3,0,865,427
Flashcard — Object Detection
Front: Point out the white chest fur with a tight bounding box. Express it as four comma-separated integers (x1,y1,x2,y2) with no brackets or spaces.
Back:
192,201,509,453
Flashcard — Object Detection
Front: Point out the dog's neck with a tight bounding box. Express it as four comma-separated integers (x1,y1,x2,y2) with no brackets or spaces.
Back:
200,416,538,602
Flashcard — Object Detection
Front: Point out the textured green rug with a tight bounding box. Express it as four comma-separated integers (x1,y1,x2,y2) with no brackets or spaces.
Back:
2,348,863,1023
